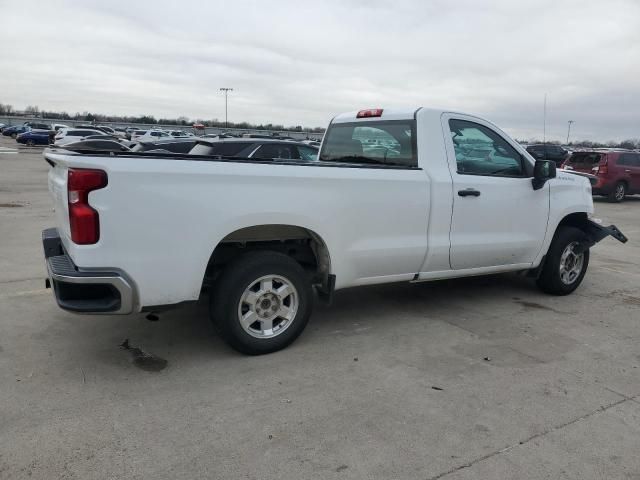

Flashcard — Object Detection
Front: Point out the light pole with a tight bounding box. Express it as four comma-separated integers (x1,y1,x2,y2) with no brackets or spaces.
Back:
566,120,574,145
219,87,233,128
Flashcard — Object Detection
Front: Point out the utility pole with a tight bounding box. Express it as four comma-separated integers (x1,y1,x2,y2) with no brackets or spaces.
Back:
566,120,574,145
543,93,547,158
219,87,233,128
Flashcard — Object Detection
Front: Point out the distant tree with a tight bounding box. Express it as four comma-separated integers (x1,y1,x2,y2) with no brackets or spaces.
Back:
619,139,639,150
25,105,40,115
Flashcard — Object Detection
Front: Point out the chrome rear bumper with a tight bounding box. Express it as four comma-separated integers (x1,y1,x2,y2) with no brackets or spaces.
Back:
43,228,134,314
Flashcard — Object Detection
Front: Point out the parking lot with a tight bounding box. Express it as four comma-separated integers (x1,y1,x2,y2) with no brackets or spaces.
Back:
1,136,639,479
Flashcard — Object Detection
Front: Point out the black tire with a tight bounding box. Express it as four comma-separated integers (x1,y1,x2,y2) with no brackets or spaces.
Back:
11,133,17,139
210,251,313,355
536,226,590,295
607,182,626,202
26,139,35,146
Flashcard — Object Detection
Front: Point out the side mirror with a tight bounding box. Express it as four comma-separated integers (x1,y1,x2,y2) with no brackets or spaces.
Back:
532,159,556,190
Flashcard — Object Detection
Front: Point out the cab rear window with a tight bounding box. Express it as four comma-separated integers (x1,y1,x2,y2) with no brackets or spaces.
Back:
319,120,417,167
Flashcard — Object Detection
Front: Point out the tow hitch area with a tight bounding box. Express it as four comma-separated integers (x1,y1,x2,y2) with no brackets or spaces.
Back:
576,220,628,253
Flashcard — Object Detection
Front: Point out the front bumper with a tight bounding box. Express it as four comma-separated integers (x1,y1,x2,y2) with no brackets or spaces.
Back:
574,220,628,254
42,228,134,314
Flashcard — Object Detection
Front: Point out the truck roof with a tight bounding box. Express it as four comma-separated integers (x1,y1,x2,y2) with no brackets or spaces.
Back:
331,107,464,124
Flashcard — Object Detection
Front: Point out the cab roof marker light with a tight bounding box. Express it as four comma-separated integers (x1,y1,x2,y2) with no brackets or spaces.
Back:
356,109,383,118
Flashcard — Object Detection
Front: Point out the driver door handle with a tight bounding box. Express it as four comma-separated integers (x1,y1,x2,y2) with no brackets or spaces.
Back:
458,188,481,197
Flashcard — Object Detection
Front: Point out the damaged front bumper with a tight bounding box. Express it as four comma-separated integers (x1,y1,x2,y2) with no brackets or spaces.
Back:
575,220,628,253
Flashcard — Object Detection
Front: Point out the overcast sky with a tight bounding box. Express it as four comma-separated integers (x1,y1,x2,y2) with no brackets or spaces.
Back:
1,0,639,141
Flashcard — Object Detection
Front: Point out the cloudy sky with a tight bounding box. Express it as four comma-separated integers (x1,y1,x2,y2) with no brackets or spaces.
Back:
1,0,639,141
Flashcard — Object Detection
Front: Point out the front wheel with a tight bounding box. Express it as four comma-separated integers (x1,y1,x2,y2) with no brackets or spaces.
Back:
536,226,589,295
210,251,313,355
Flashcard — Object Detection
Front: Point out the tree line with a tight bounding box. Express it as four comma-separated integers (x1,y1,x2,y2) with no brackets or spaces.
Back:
0,103,325,133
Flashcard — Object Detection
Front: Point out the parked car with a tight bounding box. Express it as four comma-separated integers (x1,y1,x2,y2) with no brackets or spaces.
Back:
52,124,70,132
562,150,640,202
526,144,569,165
188,138,319,160
24,122,52,130
93,125,126,139
2,125,30,138
61,139,132,153
135,130,172,141
166,130,193,138
16,130,50,146
129,130,151,142
54,128,107,146
130,138,197,154
124,127,139,140
41,107,626,355
0,123,6,131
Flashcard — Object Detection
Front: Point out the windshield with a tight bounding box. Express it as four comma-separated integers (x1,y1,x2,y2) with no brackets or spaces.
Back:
319,120,416,167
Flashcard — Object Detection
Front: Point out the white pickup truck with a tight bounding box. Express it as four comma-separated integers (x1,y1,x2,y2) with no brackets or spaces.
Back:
42,107,627,354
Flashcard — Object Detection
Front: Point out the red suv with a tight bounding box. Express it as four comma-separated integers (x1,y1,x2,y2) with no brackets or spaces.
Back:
562,150,640,202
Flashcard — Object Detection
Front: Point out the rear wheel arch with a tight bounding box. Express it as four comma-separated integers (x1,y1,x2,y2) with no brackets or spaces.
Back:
203,224,332,291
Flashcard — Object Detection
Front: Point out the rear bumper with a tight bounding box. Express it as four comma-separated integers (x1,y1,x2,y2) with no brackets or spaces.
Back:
42,228,134,314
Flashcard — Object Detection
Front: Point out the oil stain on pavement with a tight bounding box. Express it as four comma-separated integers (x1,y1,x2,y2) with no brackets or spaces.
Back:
119,339,168,372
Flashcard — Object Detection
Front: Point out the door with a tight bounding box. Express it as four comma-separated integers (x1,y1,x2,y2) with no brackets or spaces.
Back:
618,153,640,192
443,115,550,270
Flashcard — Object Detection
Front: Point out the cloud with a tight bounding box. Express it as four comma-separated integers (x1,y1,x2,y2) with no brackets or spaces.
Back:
1,0,639,140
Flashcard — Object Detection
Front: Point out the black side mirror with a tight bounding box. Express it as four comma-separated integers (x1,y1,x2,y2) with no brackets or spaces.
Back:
532,159,556,190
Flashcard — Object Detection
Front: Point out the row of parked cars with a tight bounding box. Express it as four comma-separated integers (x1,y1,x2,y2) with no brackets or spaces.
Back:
523,143,640,202
0,121,321,161
2,121,636,203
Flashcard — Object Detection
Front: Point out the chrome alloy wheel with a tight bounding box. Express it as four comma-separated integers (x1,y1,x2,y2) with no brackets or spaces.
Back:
237,274,298,339
559,241,585,285
615,183,625,201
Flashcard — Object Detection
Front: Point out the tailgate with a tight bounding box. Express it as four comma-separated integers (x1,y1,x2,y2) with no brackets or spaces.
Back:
46,153,71,241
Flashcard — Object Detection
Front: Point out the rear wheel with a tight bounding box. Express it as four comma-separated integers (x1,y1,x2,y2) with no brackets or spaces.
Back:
536,226,589,295
607,182,626,202
210,251,313,355
26,139,35,146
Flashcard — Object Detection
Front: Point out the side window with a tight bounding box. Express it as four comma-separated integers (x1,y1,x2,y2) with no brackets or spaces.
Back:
633,154,640,167
449,119,524,177
252,144,295,160
617,154,629,166
298,146,318,161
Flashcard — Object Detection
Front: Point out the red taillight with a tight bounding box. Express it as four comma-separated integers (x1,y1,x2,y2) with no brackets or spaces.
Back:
68,168,107,244
596,157,609,175
356,108,383,118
